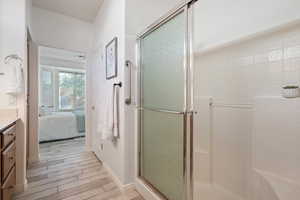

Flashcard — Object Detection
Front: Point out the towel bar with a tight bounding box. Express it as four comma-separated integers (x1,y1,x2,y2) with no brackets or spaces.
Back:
125,60,132,105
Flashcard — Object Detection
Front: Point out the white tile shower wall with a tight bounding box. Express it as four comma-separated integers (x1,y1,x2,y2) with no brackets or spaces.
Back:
212,106,252,198
253,97,300,182
193,97,212,184
193,20,300,200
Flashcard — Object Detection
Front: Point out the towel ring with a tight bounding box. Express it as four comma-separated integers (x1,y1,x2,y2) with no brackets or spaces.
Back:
4,54,23,69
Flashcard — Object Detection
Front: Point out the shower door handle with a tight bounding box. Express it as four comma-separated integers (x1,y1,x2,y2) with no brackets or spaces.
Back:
125,60,132,105
138,107,186,115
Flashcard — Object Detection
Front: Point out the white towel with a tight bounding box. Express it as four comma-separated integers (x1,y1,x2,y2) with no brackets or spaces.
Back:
113,86,120,138
4,57,23,95
97,85,120,141
98,88,114,141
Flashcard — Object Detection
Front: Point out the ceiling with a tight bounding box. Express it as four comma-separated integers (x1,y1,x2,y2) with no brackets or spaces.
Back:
39,46,86,69
40,46,86,63
32,0,103,22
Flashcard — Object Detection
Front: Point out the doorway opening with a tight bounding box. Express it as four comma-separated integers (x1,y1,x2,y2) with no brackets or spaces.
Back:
38,46,87,150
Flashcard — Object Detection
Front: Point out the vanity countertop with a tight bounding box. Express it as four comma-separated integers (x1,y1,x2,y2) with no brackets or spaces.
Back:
0,108,19,132
0,118,18,132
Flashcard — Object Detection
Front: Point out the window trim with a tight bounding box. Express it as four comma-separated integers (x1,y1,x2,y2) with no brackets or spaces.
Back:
39,67,55,109
39,65,86,112
58,70,86,112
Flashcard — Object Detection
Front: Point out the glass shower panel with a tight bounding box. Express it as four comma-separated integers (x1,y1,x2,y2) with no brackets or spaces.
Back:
141,12,185,111
140,10,186,200
141,109,184,200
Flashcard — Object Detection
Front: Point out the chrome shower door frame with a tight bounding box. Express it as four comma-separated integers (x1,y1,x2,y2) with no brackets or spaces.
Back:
136,1,195,200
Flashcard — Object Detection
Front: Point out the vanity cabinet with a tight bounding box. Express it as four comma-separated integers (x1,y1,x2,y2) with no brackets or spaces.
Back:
0,122,16,200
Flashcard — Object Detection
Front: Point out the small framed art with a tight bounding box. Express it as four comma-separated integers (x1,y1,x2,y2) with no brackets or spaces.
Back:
106,37,118,80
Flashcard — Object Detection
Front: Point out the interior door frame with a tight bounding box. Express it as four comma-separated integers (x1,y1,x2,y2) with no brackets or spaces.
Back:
37,44,90,148
27,43,91,165
136,1,195,199
27,37,40,164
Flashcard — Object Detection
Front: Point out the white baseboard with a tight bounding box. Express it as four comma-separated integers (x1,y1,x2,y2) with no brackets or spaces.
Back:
102,162,136,193
103,162,123,188
123,183,136,192
135,178,162,200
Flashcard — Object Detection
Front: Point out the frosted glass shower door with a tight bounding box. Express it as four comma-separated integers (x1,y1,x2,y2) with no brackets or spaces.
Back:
139,10,187,200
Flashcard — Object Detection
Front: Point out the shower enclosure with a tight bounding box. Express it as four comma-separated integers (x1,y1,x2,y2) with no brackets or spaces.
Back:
137,1,194,200
138,1,300,200
191,0,300,199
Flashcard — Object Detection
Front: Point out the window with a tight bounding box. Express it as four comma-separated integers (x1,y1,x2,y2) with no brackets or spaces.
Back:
58,72,85,110
40,69,54,108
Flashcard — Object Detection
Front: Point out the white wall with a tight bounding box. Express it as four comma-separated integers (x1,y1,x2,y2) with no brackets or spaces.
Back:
31,6,93,53
89,0,177,186
89,0,127,184
1,0,101,193
0,0,27,107
26,0,32,33
0,0,28,192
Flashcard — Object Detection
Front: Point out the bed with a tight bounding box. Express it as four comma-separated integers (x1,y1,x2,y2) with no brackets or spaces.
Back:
39,111,85,142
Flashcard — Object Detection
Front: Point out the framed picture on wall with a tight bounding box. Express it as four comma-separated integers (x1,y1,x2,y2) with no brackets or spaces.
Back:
105,37,118,80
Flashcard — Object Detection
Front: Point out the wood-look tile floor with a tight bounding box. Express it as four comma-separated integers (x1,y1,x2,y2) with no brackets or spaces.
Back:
14,138,144,200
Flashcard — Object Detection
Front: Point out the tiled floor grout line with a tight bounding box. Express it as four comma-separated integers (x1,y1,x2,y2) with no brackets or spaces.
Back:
14,138,144,200
15,176,80,199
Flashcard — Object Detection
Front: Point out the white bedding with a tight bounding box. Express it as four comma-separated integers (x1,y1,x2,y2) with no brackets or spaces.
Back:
39,112,85,142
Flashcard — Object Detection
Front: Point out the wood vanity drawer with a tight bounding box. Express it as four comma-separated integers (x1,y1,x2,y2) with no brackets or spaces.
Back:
2,142,16,180
1,124,16,149
2,167,16,200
